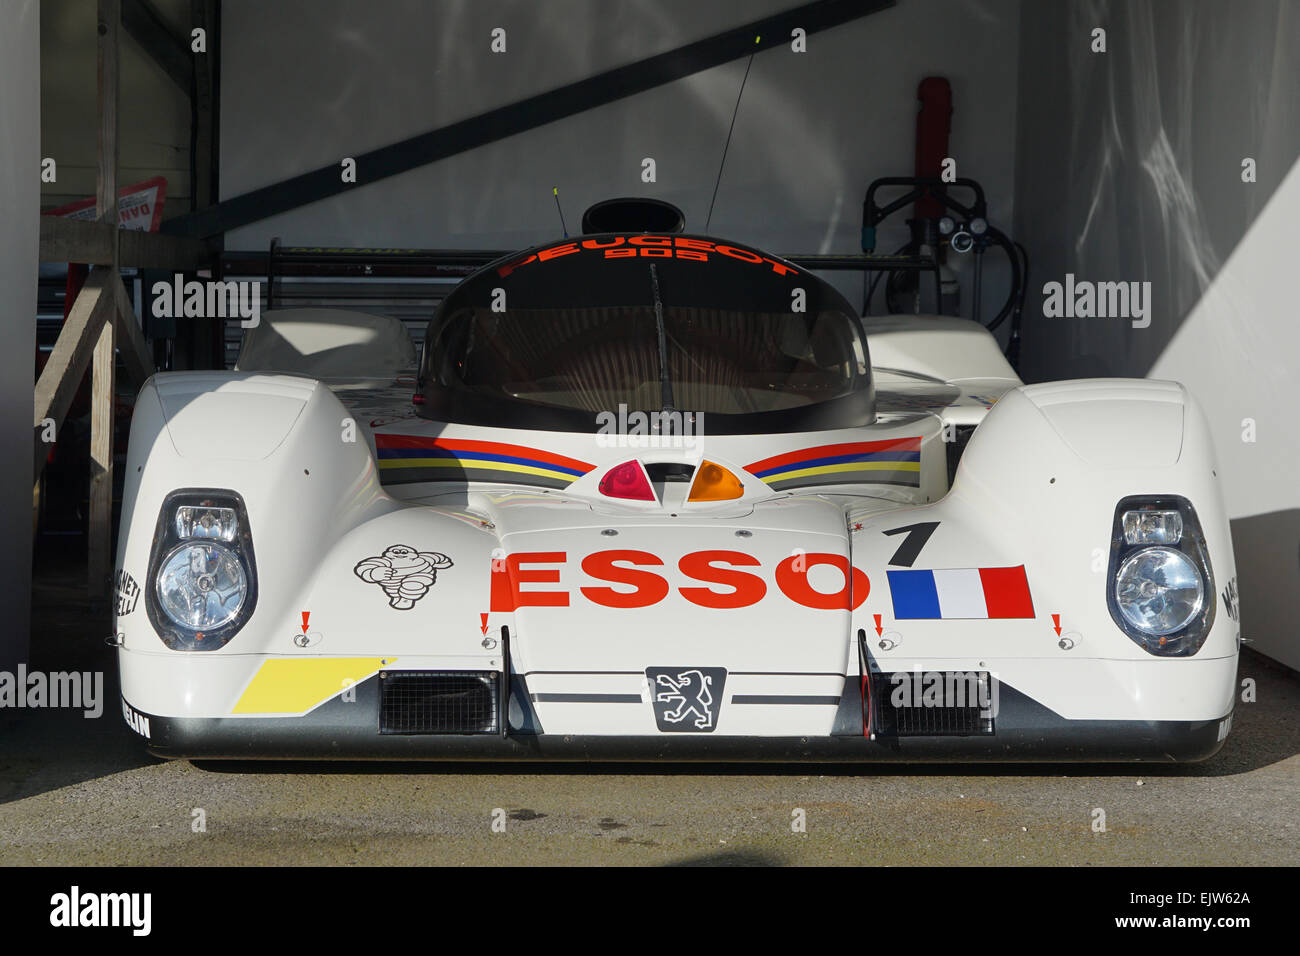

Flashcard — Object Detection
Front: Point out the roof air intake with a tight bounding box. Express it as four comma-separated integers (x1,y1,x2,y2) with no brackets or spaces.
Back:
580,197,685,234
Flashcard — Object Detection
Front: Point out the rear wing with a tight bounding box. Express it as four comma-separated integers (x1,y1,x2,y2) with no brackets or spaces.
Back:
217,240,946,370
220,238,942,309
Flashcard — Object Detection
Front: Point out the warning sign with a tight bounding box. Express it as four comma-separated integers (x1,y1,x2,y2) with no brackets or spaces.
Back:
44,176,167,232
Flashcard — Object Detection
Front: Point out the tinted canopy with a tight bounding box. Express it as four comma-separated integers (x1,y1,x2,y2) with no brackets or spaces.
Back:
418,234,874,433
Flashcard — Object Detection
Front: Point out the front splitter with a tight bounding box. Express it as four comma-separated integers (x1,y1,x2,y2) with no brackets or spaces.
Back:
127,675,1229,763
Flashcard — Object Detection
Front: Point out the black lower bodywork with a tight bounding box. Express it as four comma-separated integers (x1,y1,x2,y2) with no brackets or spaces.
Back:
129,673,1230,764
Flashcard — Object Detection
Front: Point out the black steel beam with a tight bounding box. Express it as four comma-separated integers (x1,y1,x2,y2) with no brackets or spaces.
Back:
190,0,220,212
219,247,937,280
122,0,192,92
166,0,895,239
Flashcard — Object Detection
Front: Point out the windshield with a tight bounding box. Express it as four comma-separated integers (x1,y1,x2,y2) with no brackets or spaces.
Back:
418,234,874,433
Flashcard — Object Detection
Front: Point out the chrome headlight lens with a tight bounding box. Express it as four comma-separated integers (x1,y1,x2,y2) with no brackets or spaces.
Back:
146,490,257,651
1114,547,1204,636
174,505,238,541
156,541,248,630
1121,509,1183,545
1106,496,1214,656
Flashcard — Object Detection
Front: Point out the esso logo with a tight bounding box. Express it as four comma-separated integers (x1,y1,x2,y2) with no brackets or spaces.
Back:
490,550,868,612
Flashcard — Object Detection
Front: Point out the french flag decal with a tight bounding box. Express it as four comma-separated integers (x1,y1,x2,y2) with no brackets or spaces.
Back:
886,566,1035,620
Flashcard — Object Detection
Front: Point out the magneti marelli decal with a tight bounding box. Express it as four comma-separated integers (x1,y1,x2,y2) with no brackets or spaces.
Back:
115,570,141,616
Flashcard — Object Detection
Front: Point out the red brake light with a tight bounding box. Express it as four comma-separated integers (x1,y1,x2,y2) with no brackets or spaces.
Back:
599,461,656,502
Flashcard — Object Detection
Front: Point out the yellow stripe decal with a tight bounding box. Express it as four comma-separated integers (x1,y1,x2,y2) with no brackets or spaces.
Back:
232,657,393,716
377,457,575,482
760,460,922,484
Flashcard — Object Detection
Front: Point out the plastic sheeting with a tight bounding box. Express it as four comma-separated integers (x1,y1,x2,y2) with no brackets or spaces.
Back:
1013,0,1300,666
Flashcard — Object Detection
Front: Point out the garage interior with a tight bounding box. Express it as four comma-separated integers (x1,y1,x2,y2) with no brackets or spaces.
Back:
3,0,1298,865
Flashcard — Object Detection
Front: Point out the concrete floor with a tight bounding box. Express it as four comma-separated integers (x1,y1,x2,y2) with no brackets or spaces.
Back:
2,552,1296,866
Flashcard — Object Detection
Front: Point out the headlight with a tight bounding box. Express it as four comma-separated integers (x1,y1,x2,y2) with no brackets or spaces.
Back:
1106,496,1214,656
1114,547,1204,636
156,542,248,630
174,505,238,541
145,490,258,651
1122,509,1182,545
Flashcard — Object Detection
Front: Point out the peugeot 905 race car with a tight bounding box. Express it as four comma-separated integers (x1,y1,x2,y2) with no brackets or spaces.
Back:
113,221,1239,762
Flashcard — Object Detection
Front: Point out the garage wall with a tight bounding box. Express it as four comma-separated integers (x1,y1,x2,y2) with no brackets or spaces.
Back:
40,0,193,212
219,0,1023,308
1014,0,1300,667
1,0,39,669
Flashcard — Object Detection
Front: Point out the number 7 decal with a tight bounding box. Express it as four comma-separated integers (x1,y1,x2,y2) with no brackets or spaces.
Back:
882,521,939,567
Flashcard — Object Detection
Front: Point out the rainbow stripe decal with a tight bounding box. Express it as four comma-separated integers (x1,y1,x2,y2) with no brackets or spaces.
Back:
375,435,595,489
746,438,922,490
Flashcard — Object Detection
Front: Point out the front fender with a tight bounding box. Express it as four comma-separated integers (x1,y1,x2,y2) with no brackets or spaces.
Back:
849,379,1238,723
115,373,499,668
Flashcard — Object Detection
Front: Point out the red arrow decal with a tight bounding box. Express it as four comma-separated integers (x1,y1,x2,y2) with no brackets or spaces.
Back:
873,613,883,637
1051,613,1061,637
480,613,490,635
301,611,310,634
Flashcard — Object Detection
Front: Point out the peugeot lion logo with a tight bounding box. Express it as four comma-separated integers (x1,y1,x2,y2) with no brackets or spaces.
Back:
646,667,726,732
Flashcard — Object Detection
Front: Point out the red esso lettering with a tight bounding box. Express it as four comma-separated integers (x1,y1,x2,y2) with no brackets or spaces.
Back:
774,553,869,610
678,550,766,609
580,550,669,609
491,549,870,612
490,552,569,611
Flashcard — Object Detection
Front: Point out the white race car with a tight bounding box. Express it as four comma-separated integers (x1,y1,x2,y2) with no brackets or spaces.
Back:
113,224,1238,761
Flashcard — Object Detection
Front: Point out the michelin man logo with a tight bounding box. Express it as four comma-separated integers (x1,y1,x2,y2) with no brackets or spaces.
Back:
646,666,726,733
353,545,453,610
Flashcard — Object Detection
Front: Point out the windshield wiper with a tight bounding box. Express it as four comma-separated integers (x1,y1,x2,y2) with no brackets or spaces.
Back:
648,263,675,413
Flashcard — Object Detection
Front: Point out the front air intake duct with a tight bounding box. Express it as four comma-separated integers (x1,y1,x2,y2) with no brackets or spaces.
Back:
379,671,501,734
